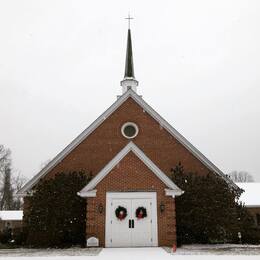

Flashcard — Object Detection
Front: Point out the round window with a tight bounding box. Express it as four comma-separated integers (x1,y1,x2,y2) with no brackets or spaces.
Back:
121,122,139,139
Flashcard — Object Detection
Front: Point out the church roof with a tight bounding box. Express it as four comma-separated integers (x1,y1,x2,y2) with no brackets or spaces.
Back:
17,88,238,196
0,211,23,221
77,142,183,197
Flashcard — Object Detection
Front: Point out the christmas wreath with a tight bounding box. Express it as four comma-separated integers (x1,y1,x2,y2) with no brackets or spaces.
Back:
136,206,147,219
115,206,127,221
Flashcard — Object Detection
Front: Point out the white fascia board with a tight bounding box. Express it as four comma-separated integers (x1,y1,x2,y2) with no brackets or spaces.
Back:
78,142,182,194
165,188,184,198
77,189,97,198
18,88,237,195
16,190,34,197
15,193,28,197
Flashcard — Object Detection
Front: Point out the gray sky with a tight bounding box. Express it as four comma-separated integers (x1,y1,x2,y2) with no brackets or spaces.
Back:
0,0,259,181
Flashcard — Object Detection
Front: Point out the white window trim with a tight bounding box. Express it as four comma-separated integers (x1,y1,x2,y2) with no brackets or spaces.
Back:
121,122,139,139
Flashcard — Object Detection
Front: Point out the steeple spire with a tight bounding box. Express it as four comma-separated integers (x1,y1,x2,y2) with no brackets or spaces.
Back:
120,15,138,94
124,29,135,78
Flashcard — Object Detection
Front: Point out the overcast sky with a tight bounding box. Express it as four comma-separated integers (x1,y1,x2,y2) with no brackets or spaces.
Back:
0,0,259,181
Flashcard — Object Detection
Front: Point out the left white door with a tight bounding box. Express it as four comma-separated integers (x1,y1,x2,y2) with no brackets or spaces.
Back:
108,198,132,247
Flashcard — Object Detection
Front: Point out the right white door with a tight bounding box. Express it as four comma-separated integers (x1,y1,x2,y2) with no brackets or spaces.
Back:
131,198,153,247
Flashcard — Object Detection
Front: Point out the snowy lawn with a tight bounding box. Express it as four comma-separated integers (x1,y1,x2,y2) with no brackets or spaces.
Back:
0,246,259,259
164,244,260,255
0,247,101,257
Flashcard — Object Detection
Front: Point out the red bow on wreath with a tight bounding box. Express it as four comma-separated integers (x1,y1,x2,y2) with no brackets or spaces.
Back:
137,210,144,219
136,207,147,220
118,210,125,220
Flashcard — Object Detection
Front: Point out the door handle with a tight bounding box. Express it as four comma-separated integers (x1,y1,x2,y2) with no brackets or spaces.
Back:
128,219,134,228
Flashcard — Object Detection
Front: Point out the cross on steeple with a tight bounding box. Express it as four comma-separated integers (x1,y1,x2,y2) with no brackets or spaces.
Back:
125,14,133,29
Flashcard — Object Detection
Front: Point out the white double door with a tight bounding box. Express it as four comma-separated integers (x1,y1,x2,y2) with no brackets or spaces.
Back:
105,192,158,247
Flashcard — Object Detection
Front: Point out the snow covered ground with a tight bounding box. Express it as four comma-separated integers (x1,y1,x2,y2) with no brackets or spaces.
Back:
164,244,260,255
0,246,259,259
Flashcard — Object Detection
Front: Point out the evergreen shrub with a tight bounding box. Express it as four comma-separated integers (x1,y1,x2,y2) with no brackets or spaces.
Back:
25,171,92,247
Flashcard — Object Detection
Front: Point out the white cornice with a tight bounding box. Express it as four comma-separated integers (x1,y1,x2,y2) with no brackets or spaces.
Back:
77,189,97,198
165,188,184,198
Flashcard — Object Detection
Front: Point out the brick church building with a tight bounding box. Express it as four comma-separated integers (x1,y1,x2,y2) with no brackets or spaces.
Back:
18,27,236,247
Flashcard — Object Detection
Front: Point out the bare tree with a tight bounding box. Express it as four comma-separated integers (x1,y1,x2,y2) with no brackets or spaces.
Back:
12,172,27,209
0,165,14,210
12,172,27,193
0,145,11,183
0,145,11,164
40,159,52,170
0,145,27,210
228,170,254,182
0,145,12,209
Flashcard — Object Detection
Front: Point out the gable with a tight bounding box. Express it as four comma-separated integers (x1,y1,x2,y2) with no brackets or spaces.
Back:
18,89,237,195
78,142,182,197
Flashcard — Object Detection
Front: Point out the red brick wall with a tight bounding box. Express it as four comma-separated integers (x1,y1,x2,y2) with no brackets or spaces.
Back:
43,97,212,181
86,152,176,247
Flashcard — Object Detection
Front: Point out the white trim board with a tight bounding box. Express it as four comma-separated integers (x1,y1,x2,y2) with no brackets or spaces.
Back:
106,192,157,199
18,89,237,195
77,142,183,198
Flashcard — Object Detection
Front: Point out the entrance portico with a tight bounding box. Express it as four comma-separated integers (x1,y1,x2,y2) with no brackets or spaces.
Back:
78,142,183,247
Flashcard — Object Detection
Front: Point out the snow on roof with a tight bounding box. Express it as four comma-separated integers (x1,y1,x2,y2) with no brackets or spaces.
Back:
0,211,23,221
236,183,260,207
